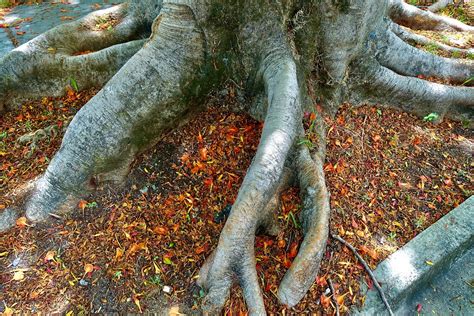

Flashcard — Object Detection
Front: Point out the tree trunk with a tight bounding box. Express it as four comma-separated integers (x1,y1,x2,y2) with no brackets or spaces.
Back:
0,0,473,314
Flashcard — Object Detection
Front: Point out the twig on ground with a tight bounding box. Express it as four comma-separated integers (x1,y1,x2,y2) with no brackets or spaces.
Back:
331,234,394,316
328,278,340,316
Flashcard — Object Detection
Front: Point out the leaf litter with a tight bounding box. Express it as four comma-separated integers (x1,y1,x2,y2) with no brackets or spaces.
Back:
0,91,472,314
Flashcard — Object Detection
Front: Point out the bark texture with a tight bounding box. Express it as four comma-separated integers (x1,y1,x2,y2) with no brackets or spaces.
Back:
1,0,473,314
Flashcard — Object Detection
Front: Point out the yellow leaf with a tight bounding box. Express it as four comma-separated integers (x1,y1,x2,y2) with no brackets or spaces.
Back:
3,306,14,316
425,261,434,266
133,296,142,313
84,263,94,274
16,216,28,228
13,270,24,281
44,250,56,261
0,251,8,257
169,306,184,316
116,248,124,260
65,311,74,316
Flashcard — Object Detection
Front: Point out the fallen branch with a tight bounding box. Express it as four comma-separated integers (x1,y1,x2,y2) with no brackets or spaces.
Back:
331,234,394,316
328,278,340,316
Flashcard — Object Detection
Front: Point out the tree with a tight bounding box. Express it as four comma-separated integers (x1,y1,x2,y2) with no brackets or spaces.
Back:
0,0,472,314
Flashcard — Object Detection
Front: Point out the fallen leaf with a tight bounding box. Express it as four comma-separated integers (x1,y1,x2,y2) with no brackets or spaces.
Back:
13,270,24,281
78,200,87,210
16,216,28,228
44,250,56,261
84,263,94,274
320,294,331,308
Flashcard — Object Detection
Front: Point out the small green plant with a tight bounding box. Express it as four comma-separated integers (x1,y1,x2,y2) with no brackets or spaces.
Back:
423,112,439,122
450,50,461,59
297,137,314,149
288,211,300,229
463,76,474,86
414,214,426,229
424,43,440,55
149,274,162,285
69,77,79,91
388,231,397,241
0,0,13,8
86,201,98,208
467,53,474,60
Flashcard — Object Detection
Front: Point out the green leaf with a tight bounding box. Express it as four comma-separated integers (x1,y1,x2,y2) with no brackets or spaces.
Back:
69,77,79,91
423,113,439,122
163,257,172,265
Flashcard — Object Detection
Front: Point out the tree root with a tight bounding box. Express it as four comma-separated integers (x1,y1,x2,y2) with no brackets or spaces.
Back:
354,62,474,123
428,0,454,13
23,3,205,222
332,234,394,316
389,0,474,32
390,23,474,56
0,4,150,113
278,135,330,307
198,38,301,314
377,30,474,83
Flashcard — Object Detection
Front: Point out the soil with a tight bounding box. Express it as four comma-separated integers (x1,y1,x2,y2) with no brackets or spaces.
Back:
0,86,472,314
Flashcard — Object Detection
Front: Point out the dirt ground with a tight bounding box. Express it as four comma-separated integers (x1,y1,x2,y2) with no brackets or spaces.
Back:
1,1,474,315
1,83,472,315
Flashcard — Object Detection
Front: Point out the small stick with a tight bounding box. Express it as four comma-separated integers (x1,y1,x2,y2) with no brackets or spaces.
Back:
331,234,394,316
328,278,340,316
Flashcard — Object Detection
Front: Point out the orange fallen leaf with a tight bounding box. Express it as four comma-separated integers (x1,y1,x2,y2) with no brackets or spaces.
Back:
153,226,168,235
288,242,298,259
116,248,124,260
84,263,94,274
128,242,147,256
78,200,87,210
320,294,331,308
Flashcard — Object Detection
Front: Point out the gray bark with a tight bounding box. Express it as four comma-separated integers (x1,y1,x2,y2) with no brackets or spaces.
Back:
428,0,454,12
1,0,473,314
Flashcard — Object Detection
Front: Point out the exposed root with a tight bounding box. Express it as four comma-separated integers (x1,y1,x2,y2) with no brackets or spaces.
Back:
0,4,149,113
278,130,330,307
378,30,474,83
391,23,474,55
332,234,394,316
428,0,454,13
353,62,474,123
199,42,301,314
23,3,206,222
389,0,474,32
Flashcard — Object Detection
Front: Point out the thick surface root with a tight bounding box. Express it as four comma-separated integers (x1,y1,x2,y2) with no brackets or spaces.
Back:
428,0,454,13
198,36,301,313
24,3,205,222
389,0,474,32
355,62,474,122
378,30,474,83
278,136,330,307
391,23,474,55
0,4,148,113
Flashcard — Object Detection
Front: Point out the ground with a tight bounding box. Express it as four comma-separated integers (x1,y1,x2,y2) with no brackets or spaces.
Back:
0,0,473,315
1,86,472,314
